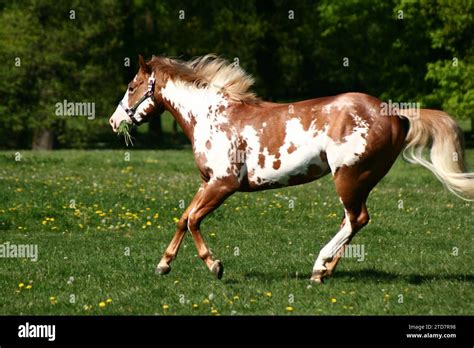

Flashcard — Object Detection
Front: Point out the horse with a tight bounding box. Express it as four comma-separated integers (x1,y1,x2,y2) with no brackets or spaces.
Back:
109,54,474,283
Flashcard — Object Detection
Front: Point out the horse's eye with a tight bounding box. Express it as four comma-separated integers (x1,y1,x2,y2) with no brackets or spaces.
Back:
128,86,135,92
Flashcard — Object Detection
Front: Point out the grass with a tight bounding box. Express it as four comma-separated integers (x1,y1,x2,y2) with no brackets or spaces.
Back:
0,149,472,315
117,121,134,146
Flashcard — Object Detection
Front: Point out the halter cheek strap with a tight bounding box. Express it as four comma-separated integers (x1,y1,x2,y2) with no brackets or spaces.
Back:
119,73,156,125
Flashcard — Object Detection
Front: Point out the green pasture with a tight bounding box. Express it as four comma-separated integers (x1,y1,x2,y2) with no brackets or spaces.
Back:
0,149,472,315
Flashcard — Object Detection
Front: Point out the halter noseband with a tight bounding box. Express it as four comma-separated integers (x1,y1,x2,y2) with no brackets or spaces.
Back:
119,73,156,125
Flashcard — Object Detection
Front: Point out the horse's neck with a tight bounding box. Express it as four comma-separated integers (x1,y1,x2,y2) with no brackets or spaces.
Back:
161,79,230,142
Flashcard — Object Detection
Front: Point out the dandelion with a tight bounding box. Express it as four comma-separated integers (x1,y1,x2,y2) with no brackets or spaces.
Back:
211,309,219,315
286,306,294,312
49,296,57,305
330,298,337,304
18,283,25,289
162,304,169,310
83,305,92,311
173,217,180,223
106,298,113,304
25,285,32,290
192,304,199,309
202,299,210,304
233,295,239,300
264,291,272,297
99,302,106,308
146,221,152,226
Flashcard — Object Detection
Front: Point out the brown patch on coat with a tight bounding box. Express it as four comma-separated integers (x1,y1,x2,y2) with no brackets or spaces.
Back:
258,154,266,168
273,160,281,170
287,142,297,154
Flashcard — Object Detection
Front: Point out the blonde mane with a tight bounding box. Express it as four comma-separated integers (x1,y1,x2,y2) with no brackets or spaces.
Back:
149,55,259,103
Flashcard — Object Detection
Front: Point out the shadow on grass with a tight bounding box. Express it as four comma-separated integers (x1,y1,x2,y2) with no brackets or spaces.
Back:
335,269,474,284
229,269,474,284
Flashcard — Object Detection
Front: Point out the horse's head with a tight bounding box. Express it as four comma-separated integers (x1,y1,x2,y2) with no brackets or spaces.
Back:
109,55,165,132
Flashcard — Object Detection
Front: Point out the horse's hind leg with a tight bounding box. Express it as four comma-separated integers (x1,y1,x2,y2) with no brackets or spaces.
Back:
156,184,205,275
311,138,406,283
311,192,369,283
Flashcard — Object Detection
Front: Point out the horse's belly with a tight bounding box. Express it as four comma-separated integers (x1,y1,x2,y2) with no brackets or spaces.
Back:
246,151,329,187
242,120,330,187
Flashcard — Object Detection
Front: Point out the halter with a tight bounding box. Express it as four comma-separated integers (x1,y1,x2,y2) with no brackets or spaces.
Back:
119,73,156,125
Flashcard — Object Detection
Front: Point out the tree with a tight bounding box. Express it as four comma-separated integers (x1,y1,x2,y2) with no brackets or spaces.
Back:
0,0,126,149
418,0,474,131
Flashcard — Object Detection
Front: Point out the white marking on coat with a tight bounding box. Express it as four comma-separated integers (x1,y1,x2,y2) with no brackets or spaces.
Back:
161,79,234,179
242,118,328,185
325,112,369,173
313,209,352,271
322,96,356,114
134,97,155,122
242,113,369,185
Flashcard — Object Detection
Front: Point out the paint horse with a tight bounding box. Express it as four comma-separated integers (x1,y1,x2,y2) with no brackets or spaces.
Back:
109,55,474,283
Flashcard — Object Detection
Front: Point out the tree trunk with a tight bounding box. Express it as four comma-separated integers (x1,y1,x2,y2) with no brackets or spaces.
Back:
172,119,178,138
149,115,163,145
32,129,54,150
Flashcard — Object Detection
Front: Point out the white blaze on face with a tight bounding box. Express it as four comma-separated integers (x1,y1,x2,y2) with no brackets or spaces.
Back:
161,79,233,179
109,90,130,132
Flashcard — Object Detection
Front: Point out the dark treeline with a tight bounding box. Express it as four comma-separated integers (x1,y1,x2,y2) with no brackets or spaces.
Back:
0,0,473,149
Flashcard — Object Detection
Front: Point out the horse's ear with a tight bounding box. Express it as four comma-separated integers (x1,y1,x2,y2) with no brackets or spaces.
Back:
138,54,151,74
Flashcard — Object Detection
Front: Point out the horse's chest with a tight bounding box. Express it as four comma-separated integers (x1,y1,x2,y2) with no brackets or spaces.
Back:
193,125,238,179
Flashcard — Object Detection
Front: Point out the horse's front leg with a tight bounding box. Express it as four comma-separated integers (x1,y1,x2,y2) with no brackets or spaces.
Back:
156,184,205,275
186,179,237,279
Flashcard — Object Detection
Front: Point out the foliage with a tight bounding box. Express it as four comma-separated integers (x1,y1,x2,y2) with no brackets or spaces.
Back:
0,0,472,149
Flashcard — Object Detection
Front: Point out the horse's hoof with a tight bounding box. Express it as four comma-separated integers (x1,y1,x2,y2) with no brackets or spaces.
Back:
210,260,224,279
310,276,324,284
156,264,171,275
310,270,326,284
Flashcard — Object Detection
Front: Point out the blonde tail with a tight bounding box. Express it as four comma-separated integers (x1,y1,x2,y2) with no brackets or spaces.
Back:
402,109,474,201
